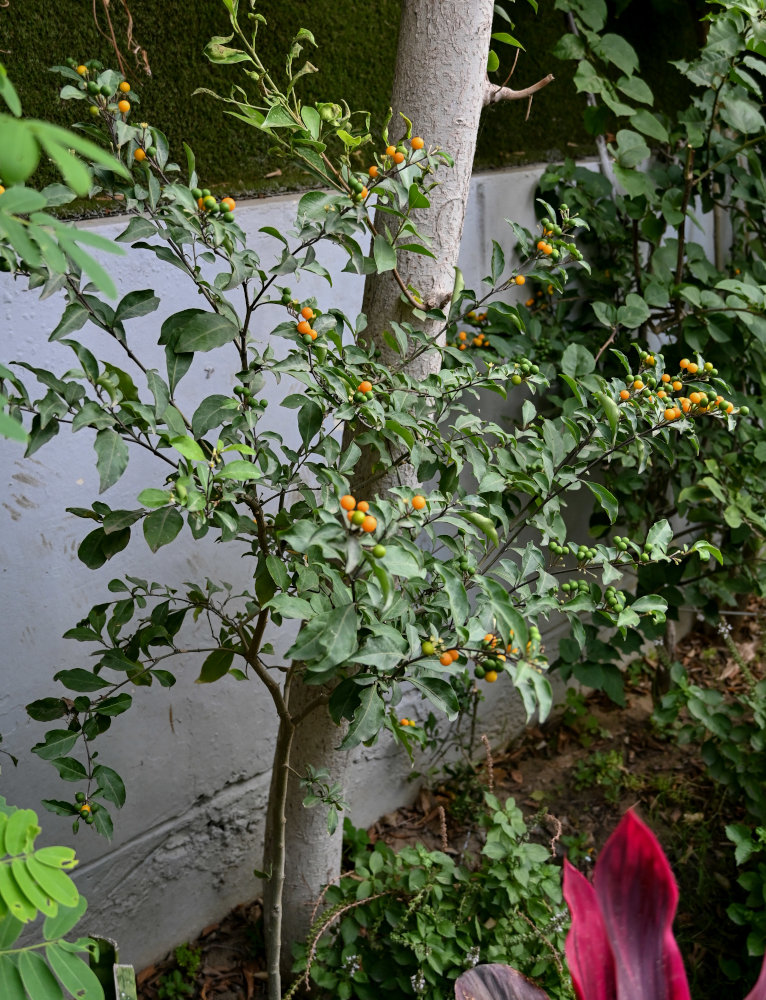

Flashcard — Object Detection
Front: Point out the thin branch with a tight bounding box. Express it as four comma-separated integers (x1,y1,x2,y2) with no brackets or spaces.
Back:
483,73,554,106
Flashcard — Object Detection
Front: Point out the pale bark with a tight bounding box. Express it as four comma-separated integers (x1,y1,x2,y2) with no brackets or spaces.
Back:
263,677,344,988
265,2,555,990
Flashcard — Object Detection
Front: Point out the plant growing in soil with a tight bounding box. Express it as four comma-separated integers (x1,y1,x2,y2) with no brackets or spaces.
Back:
0,2,744,996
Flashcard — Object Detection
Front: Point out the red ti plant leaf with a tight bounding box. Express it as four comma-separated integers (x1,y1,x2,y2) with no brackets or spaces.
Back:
592,810,690,1000
455,964,551,1000
745,953,766,1000
563,859,616,1000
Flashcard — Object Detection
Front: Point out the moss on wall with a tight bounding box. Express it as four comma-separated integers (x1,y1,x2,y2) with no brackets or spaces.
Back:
1,0,699,200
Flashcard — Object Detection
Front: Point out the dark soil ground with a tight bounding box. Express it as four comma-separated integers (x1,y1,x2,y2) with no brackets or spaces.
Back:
137,603,766,1000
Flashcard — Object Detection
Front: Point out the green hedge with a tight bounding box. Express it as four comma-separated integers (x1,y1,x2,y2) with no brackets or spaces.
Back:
1,0,698,200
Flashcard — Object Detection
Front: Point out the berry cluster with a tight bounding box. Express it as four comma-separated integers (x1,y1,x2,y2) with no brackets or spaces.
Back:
191,188,237,223
339,495,379,538
617,353,746,420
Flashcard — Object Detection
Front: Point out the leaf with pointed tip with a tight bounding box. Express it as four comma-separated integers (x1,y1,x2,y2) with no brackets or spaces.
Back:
593,811,690,1000
563,860,615,1000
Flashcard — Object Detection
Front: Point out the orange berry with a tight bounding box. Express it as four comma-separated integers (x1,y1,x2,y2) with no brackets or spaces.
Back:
542,244,553,255
412,495,427,510
661,373,671,383
646,356,655,365
664,408,677,421
358,380,373,394
0,185,4,195
76,65,88,76
689,392,702,404
220,197,236,213
411,136,425,150
340,495,356,511
347,510,355,521
672,381,683,392
447,649,459,662
687,362,698,374
356,501,370,513
361,515,377,533
458,331,467,341
726,403,734,413
716,395,724,403
118,99,131,113
134,148,147,162
400,718,410,726
300,306,314,320
485,670,498,683
440,653,452,666
309,330,317,340
679,358,690,369
393,151,405,164
297,320,312,335
515,275,525,285
633,380,644,390
657,390,666,399
386,145,396,157
525,297,535,307
620,390,630,400
119,81,131,93
681,398,691,413
459,344,467,350
359,186,369,199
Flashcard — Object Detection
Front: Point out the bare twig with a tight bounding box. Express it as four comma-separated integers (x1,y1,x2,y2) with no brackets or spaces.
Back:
481,734,494,793
483,73,554,107
438,805,449,852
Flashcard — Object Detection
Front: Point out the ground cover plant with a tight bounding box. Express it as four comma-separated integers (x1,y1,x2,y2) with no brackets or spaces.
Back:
0,1,754,998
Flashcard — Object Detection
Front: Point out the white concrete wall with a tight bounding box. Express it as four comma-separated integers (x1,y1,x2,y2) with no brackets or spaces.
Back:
0,164,564,968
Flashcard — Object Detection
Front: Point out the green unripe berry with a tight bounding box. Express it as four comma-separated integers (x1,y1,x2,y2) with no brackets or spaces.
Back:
372,544,386,558
421,640,436,656
511,374,522,385
87,80,99,94
75,792,86,803
641,552,650,562
85,813,94,824
474,665,486,679
100,84,112,96
351,510,366,526
191,187,202,199
223,211,235,222
203,195,217,210
740,406,750,416
704,362,713,371
354,391,366,403
147,146,157,157
201,188,211,198
89,104,101,116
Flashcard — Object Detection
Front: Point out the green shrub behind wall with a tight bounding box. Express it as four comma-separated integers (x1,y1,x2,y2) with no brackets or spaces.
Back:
1,0,698,200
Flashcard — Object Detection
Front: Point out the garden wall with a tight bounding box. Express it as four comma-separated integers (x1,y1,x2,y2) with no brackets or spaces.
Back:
0,162,585,970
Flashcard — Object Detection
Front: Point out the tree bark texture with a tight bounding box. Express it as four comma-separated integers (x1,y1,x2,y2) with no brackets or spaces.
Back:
263,678,346,986
352,0,496,493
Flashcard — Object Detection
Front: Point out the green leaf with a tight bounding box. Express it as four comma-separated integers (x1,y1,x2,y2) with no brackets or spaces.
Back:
143,507,183,552
17,950,63,1000
408,676,459,719
216,459,261,481
487,49,500,73
31,731,79,762
3,809,38,855
0,955,25,999
561,343,595,376
298,399,323,447
93,429,129,493
45,943,102,999
613,129,650,168
161,309,239,354
48,757,88,783
407,184,430,209
53,670,111,693
191,395,238,439
458,511,499,547
114,289,160,323
617,293,650,328
372,235,396,274
586,482,618,524
196,648,235,684
631,109,668,143
290,603,359,670
339,684,384,749
263,104,298,129
43,896,87,942
93,765,126,808
170,436,206,462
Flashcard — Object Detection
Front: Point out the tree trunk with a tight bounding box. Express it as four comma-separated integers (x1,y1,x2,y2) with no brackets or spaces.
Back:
351,0,496,493
263,678,345,989
263,2,548,992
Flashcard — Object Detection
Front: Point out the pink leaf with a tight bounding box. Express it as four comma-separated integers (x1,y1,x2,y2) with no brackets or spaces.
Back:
594,811,690,1000
454,964,551,1000
744,952,766,1000
563,858,616,1000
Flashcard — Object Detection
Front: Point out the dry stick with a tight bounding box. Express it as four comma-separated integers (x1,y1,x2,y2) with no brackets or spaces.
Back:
546,812,563,857
518,910,564,978
438,805,449,853
309,869,358,926
481,734,494,794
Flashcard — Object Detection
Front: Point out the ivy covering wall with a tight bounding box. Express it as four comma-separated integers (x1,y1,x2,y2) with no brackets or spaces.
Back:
1,0,699,200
